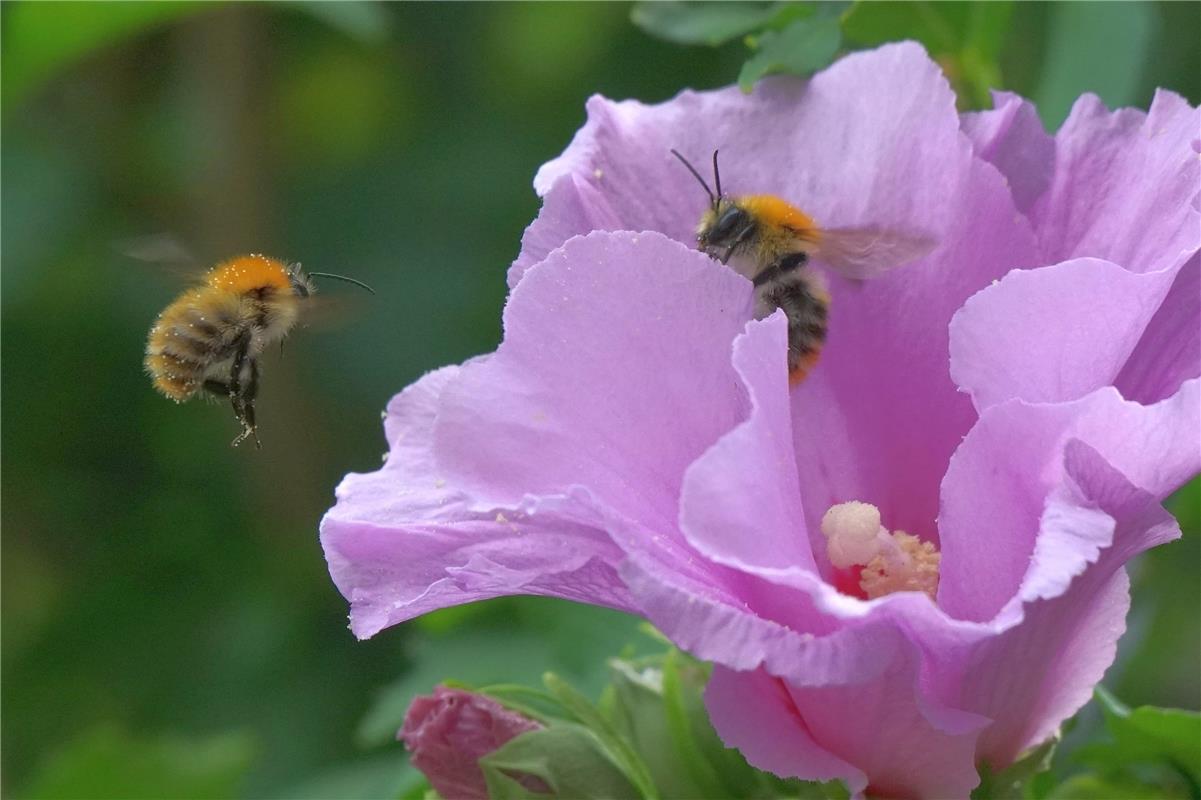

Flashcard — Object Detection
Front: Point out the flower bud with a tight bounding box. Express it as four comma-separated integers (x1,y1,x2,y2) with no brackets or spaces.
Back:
399,686,542,800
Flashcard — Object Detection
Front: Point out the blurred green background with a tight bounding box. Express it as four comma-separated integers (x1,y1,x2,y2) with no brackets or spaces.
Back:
2,2,1197,798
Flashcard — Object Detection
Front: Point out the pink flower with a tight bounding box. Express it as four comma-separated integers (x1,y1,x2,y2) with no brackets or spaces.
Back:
400,686,542,800
324,43,1199,798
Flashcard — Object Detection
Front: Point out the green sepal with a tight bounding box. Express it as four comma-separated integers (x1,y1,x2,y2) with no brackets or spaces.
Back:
542,672,661,799
479,723,641,800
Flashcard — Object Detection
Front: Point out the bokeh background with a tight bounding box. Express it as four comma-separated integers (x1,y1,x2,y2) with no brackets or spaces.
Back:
2,2,1198,798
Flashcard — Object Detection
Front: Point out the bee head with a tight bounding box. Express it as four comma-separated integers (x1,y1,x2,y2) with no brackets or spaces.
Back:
672,148,753,263
287,263,317,298
291,264,376,296
698,200,753,256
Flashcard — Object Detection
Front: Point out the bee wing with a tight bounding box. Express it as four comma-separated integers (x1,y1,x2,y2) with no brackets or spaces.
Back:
295,293,367,331
815,226,937,280
114,234,205,280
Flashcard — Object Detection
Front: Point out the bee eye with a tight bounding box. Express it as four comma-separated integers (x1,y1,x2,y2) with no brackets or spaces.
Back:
710,206,747,242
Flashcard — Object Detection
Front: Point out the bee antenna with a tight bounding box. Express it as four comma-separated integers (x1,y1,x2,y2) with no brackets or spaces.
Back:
712,149,722,200
670,149,715,205
306,272,376,294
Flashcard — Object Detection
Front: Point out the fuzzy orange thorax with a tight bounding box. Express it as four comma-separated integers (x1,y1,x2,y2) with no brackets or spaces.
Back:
205,254,291,294
736,195,821,241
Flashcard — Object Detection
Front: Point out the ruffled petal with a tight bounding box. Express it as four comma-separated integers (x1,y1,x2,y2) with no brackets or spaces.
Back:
506,43,1042,541
949,257,1180,410
321,367,633,639
1032,90,1200,272
436,230,763,594
512,42,1038,289
938,380,1201,622
964,439,1180,766
960,91,1056,215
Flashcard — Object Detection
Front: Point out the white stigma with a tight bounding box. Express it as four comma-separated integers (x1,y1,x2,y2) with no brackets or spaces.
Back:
821,501,885,569
821,501,941,601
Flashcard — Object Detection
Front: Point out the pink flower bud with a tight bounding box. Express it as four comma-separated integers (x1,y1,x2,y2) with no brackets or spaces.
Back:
399,686,542,800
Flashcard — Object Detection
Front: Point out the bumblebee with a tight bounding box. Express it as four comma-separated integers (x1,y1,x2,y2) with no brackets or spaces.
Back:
144,254,372,448
672,150,935,383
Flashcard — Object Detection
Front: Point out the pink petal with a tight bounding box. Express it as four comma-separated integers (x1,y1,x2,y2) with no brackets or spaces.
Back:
963,437,1181,766
707,650,985,799
434,230,755,571
960,91,1056,215
1116,254,1201,404
938,380,1201,622
321,367,633,639
706,666,865,792
1032,90,1200,272
949,257,1180,410
679,314,818,575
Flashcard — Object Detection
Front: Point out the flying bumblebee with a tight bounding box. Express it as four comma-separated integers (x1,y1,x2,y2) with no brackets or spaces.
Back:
144,253,373,448
672,150,935,383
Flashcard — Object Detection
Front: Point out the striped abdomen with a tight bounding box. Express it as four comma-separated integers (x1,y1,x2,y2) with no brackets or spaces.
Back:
755,269,830,385
145,288,243,402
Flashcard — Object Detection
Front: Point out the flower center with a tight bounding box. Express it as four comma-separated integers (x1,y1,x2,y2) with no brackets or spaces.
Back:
820,501,940,601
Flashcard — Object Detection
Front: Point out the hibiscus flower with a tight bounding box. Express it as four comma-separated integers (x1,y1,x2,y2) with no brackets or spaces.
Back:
323,43,1199,798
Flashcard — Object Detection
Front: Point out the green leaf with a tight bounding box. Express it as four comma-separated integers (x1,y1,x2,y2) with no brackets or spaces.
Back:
1,2,206,108
20,724,256,800
737,15,842,92
1077,687,1201,791
543,672,661,799
605,649,846,800
480,723,641,800
842,1,1012,108
474,683,570,726
972,734,1059,799
607,658,718,798
630,2,799,47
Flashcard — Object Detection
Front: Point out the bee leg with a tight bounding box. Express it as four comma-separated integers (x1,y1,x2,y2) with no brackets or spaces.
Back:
227,336,260,449
240,360,261,450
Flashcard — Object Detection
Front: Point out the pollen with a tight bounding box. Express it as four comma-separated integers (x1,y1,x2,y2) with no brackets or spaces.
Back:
821,501,940,601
